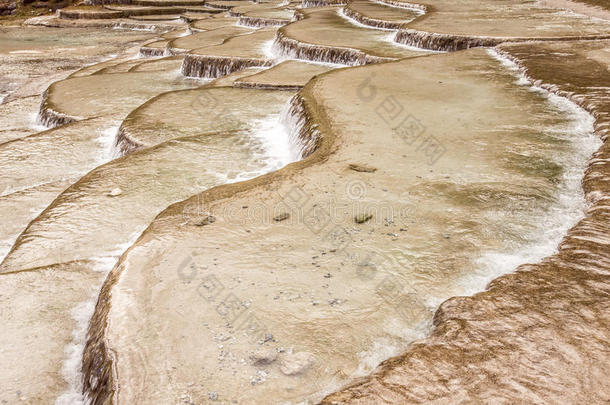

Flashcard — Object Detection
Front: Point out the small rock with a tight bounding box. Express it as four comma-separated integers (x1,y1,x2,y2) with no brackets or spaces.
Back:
443,233,450,239
250,370,268,385
280,352,315,376
249,348,278,366
263,333,274,342
273,212,290,222
354,213,373,224
348,163,377,173
107,188,122,197
208,391,218,401
323,272,332,278
192,215,216,226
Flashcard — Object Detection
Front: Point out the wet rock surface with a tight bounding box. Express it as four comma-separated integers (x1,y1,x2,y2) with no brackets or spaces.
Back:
1,1,609,404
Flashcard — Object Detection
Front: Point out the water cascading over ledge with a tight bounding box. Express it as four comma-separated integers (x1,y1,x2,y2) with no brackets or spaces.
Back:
181,54,273,78
81,90,325,405
301,0,347,8
138,45,167,57
341,6,406,30
38,88,80,128
393,29,610,52
272,30,392,66
372,0,427,12
237,15,290,28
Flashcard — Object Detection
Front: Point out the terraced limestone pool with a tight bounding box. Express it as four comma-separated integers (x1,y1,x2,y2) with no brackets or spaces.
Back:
0,2,609,404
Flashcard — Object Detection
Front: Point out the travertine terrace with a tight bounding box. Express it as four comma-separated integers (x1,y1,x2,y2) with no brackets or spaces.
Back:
0,0,609,404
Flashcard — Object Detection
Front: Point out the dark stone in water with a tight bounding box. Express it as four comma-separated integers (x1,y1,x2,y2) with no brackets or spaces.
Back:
192,215,216,226
274,212,290,222
355,213,373,224
349,163,377,173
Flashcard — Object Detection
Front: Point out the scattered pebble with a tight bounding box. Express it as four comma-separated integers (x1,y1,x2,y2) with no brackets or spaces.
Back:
273,212,290,222
208,391,218,401
107,187,122,197
249,348,278,366
280,352,315,376
348,163,377,173
192,215,216,226
354,213,373,224
250,370,268,385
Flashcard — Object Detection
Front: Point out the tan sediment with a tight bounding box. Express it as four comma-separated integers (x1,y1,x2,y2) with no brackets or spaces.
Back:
540,0,610,18
37,70,199,127
69,55,140,78
234,59,332,90
189,15,239,31
394,28,610,52
57,5,200,20
130,14,182,21
95,59,147,74
58,8,124,20
321,40,610,404
127,55,184,72
391,0,610,51
24,14,184,32
81,48,595,404
167,25,251,54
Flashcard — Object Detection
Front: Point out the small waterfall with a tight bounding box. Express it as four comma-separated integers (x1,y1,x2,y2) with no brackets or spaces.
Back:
111,21,162,32
138,46,166,57
281,93,321,160
37,89,79,128
181,54,272,79
58,9,124,20
371,0,427,12
393,29,502,52
237,15,290,28
114,125,145,156
271,30,391,66
301,0,347,8
341,6,404,30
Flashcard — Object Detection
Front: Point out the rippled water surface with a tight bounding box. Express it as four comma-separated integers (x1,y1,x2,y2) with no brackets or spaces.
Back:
0,6,606,403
